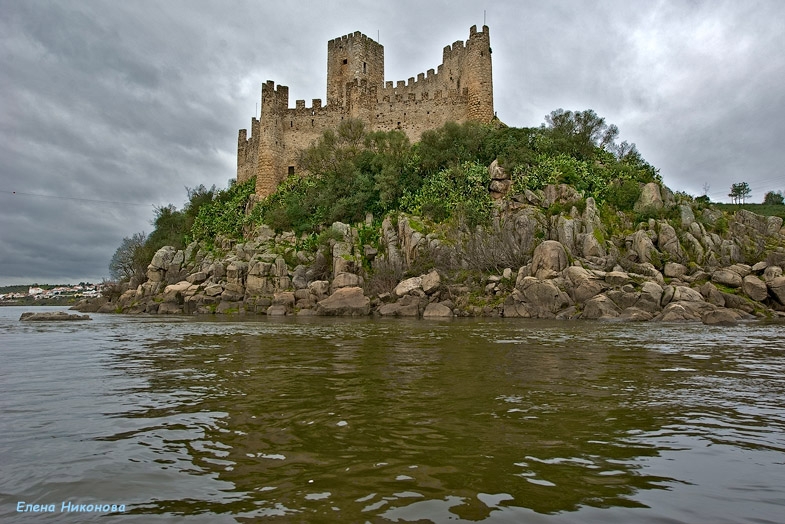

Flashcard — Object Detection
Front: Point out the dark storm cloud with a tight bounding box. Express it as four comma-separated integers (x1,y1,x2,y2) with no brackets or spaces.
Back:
1,0,783,284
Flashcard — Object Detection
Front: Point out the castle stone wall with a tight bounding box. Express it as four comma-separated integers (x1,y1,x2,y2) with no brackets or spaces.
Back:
238,25,494,198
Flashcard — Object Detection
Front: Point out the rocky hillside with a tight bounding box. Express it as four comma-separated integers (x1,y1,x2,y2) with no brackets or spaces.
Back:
76,163,785,325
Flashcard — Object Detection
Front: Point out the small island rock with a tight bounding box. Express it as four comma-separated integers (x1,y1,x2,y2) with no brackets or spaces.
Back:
20,311,91,321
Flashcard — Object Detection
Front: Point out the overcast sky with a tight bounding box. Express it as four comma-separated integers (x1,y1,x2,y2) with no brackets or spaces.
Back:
1,0,784,285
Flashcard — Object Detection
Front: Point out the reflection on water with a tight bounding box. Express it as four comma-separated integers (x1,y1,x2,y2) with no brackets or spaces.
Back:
1,307,784,523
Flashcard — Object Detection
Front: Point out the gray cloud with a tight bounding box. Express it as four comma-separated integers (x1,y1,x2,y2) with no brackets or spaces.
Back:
1,0,783,284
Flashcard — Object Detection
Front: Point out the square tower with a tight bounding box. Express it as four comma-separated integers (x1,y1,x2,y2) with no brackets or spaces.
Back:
326,31,384,107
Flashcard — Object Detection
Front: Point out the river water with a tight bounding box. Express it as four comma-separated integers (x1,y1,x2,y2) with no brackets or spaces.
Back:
1,306,783,523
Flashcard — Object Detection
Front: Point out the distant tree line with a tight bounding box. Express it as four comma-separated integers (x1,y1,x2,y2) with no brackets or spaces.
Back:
764,190,784,205
724,182,783,206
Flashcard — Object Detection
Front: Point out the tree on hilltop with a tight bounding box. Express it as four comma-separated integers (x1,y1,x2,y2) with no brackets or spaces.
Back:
729,182,751,204
763,190,784,205
542,109,619,160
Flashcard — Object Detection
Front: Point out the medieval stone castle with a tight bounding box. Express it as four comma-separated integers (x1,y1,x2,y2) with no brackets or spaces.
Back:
237,25,494,198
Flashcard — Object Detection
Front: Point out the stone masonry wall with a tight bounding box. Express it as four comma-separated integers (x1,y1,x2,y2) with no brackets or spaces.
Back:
238,25,494,198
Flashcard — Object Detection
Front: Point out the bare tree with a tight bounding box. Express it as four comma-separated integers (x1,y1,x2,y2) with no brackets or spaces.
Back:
109,232,147,282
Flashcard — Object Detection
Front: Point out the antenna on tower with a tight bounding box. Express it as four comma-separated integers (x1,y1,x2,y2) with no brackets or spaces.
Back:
377,29,380,43
484,10,486,25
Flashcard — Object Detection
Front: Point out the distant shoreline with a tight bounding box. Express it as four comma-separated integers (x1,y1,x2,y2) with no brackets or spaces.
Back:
0,298,78,307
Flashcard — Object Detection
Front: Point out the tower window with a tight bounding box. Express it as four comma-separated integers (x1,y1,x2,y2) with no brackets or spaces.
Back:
363,62,367,73
342,59,348,65
288,166,295,175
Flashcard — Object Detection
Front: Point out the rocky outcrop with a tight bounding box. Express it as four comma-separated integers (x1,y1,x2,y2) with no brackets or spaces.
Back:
100,173,785,325
488,159,511,199
70,297,108,312
634,182,664,212
530,240,569,279
315,287,370,316
20,311,91,321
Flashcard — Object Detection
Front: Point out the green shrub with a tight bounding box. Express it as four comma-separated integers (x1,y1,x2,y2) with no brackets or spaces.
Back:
191,177,256,245
605,180,641,211
714,216,729,235
400,161,493,227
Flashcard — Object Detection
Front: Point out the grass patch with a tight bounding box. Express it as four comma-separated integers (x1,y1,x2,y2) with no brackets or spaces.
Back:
715,203,785,219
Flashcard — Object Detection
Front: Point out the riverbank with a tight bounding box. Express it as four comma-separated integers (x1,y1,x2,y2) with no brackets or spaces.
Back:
75,179,785,325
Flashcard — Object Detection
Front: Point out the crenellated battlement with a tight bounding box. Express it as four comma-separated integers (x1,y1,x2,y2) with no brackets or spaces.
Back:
238,25,494,197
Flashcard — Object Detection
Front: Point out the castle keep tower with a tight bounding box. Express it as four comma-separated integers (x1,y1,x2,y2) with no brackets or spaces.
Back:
327,32,384,109
238,25,494,198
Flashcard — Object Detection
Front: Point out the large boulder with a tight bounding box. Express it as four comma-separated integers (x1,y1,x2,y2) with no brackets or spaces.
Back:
553,215,579,256
768,276,785,304
581,294,621,320
634,183,664,212
316,287,370,316
605,271,630,287
679,205,696,227
423,302,453,318
332,272,362,291
516,277,572,317
226,261,248,286
308,280,331,300
149,246,177,271
272,291,295,309
732,209,784,238
563,266,607,303
742,275,768,302
204,283,223,297
664,262,688,280
186,271,208,284
619,307,655,322
627,230,658,264
764,266,783,282
606,289,640,310
720,292,755,314
728,264,752,278
332,241,354,275
530,241,569,279
660,285,705,306
581,232,606,258
421,270,442,295
221,282,245,302
636,281,664,313
658,301,709,322
394,276,423,297
657,223,684,262
699,282,726,307
488,160,511,199
712,269,743,288
157,302,183,315
162,281,194,303
542,184,582,208
701,309,742,326
377,295,421,317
